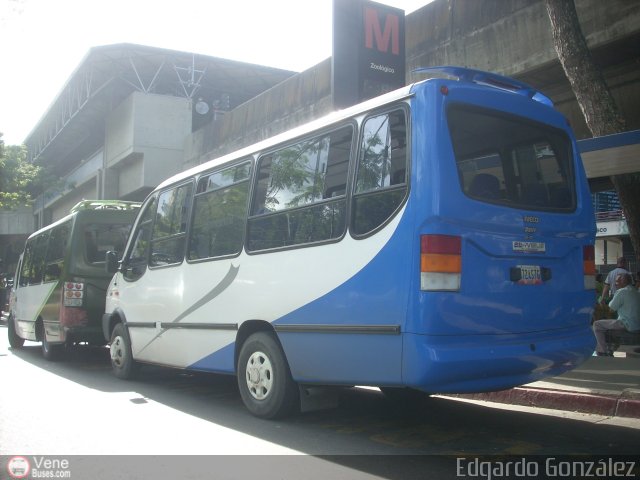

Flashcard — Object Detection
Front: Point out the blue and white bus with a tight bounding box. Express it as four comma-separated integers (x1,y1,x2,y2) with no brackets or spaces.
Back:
103,67,596,418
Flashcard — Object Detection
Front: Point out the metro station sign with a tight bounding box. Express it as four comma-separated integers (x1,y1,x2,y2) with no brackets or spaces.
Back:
332,0,406,109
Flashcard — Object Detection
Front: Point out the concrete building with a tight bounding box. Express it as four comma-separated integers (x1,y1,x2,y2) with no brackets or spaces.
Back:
1,0,639,276
26,43,295,224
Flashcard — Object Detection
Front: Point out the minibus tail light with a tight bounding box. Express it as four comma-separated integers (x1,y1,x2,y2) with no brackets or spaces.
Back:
61,281,88,327
421,235,461,291
583,245,596,290
63,282,85,307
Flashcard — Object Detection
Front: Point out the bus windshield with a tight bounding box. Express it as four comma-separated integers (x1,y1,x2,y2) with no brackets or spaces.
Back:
449,106,575,211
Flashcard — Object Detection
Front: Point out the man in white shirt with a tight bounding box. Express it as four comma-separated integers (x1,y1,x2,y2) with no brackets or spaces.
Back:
600,257,629,304
593,272,640,356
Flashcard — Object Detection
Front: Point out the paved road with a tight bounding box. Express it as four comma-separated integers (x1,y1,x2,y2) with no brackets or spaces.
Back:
1,323,639,479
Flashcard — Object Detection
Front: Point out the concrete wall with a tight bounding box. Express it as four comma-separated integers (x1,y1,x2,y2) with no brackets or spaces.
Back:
0,207,34,236
50,182,97,222
405,0,640,77
405,0,640,139
105,92,192,198
183,58,333,169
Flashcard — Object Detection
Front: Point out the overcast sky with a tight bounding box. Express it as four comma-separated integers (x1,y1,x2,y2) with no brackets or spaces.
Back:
0,0,429,146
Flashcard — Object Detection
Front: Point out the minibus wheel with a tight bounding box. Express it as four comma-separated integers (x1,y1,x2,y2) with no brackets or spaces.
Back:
237,332,299,419
110,323,139,379
41,331,63,361
7,316,25,349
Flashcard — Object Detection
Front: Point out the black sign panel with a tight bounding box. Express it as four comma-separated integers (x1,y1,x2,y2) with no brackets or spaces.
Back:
332,0,405,109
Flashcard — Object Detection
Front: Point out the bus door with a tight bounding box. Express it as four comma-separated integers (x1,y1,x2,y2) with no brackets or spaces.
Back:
117,184,196,365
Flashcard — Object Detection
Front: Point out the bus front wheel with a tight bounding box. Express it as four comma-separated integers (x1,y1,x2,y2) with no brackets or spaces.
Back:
7,316,25,349
237,332,299,419
110,323,139,379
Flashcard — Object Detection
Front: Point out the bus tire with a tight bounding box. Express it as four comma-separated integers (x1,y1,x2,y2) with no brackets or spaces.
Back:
237,332,299,419
41,330,63,361
7,316,25,349
109,323,138,379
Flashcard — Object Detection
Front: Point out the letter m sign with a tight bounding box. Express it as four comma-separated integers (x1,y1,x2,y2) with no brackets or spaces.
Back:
364,7,400,55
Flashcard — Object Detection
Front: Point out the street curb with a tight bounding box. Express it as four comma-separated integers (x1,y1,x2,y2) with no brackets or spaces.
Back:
448,387,640,419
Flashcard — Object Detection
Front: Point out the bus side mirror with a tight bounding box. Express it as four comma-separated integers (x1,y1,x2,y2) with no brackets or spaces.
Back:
105,251,120,274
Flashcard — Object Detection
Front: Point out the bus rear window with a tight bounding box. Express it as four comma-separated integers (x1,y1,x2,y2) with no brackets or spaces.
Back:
84,223,132,264
448,106,575,211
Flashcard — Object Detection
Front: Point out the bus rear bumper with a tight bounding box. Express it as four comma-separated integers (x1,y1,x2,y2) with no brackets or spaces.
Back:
63,325,105,345
402,326,596,394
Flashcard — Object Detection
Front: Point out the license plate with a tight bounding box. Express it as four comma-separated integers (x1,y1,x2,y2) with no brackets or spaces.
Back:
518,265,542,285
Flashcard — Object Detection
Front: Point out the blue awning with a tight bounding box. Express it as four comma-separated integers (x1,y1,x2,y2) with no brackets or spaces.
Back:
578,130,640,178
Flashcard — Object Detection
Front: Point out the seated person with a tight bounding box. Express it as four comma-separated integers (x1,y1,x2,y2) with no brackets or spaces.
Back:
592,272,640,356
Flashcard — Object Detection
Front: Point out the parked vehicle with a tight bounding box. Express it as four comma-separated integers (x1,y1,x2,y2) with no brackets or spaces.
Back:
103,67,596,418
8,200,140,359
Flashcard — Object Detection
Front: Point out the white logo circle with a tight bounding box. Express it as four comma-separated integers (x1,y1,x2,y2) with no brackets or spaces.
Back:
7,456,30,479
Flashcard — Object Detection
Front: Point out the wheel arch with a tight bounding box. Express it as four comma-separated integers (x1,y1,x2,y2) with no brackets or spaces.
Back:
103,308,128,341
234,320,279,372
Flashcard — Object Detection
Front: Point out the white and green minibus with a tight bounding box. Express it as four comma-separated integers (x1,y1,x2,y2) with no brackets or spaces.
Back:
8,201,139,359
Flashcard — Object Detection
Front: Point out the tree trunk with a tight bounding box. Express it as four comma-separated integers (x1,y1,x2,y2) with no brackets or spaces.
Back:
545,0,640,266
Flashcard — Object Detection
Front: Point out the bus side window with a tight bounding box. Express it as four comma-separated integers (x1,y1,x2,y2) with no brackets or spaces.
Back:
20,240,34,287
123,196,157,281
45,222,70,281
26,233,49,285
248,126,352,251
149,183,193,267
352,109,408,236
188,161,251,261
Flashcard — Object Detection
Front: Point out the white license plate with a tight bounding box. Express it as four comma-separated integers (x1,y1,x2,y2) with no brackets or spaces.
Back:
518,265,541,284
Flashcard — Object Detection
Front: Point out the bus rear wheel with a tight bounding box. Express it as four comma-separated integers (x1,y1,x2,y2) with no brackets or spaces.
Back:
7,316,25,349
110,323,139,379
237,332,299,419
42,331,63,361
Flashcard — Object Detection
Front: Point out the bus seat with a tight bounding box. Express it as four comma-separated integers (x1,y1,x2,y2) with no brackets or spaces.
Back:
468,173,500,199
522,183,549,206
550,186,571,208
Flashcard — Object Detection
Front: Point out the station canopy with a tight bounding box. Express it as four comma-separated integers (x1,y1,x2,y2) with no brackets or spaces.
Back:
25,43,295,173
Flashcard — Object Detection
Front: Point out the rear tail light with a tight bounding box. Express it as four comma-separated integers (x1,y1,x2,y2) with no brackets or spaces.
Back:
63,282,84,307
61,281,88,327
420,234,461,291
583,245,596,290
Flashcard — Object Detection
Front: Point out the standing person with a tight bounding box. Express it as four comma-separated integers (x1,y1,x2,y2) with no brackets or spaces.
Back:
600,257,629,305
592,273,640,356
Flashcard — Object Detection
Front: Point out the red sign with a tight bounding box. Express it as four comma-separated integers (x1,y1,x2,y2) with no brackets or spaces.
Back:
333,0,406,109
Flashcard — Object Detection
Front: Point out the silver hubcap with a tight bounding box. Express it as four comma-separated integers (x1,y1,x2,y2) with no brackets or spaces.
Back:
110,335,125,368
245,351,273,400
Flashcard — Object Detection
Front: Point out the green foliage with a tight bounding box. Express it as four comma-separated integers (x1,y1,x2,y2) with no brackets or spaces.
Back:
0,134,69,210
0,135,44,210
264,140,327,211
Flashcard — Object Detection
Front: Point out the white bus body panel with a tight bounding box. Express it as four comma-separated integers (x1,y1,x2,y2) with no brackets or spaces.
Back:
108,208,403,368
14,281,57,340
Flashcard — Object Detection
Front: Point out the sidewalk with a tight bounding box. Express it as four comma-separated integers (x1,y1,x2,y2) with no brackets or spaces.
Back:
451,348,640,419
